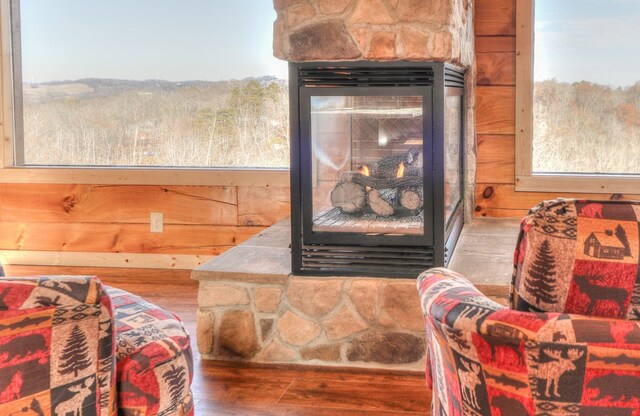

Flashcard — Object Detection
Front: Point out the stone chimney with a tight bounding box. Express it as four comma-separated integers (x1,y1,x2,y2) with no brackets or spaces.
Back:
272,0,473,66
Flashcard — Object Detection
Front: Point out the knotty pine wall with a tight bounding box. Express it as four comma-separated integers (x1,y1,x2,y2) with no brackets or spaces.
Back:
0,183,290,269
474,0,639,218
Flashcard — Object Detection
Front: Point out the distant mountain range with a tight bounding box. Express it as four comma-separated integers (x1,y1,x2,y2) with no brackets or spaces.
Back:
22,76,287,101
28,75,285,89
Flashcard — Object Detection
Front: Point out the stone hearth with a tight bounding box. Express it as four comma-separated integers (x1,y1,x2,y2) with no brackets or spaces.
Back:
192,218,516,371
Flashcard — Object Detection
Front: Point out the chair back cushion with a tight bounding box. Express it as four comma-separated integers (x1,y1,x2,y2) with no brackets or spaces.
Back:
511,198,640,319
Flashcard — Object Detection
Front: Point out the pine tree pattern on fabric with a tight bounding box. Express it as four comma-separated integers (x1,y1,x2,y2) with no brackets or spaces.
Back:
59,325,92,377
615,224,632,257
525,239,558,305
162,364,187,406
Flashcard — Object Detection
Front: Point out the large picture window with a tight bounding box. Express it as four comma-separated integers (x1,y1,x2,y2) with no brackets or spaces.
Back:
3,0,289,170
515,0,640,192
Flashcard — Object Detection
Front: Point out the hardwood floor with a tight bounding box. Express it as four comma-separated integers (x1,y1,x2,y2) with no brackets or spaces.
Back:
4,265,431,415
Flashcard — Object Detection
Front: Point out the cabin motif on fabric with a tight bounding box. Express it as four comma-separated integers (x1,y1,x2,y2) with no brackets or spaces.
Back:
512,198,640,319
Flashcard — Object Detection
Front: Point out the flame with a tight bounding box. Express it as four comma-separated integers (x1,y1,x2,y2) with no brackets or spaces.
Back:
396,162,405,178
360,165,370,176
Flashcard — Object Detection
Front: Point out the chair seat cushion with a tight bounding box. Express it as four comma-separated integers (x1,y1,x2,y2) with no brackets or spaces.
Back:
105,287,194,416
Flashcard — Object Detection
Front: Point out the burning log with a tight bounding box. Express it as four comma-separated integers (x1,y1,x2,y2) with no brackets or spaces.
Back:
369,149,421,179
367,189,395,217
340,171,422,189
330,181,367,213
398,187,424,212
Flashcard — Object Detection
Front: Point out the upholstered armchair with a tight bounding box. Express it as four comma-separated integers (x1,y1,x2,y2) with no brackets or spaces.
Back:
0,275,193,416
0,276,117,415
418,198,640,415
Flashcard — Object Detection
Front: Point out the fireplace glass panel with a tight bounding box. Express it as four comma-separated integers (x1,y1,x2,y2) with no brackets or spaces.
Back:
444,91,462,227
310,95,424,236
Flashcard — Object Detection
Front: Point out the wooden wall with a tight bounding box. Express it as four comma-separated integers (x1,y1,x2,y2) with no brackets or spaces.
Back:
2,0,637,269
0,183,290,269
474,0,640,218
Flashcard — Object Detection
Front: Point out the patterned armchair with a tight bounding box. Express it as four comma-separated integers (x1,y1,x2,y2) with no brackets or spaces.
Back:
0,274,193,416
417,198,640,415
0,276,116,415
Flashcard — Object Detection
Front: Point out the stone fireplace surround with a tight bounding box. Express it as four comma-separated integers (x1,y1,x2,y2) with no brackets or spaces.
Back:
272,0,476,223
193,219,512,370
193,0,478,371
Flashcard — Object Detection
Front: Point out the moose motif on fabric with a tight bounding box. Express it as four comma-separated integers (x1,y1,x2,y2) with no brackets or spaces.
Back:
457,359,484,411
532,348,584,398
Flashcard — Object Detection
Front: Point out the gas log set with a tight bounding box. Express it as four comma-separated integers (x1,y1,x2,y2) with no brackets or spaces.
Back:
331,150,424,218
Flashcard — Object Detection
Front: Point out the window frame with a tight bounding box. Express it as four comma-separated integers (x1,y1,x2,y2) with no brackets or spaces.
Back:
0,0,289,186
515,0,640,193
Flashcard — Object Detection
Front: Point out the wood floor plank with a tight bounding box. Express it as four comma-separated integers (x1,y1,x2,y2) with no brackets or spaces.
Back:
195,399,427,416
278,379,430,413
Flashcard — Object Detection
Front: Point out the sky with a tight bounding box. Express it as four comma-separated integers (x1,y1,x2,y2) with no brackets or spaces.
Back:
535,0,640,87
19,0,288,83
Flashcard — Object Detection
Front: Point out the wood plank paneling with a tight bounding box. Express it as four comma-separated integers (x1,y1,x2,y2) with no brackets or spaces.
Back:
0,184,238,225
476,135,515,184
475,36,515,53
0,182,289,268
472,0,640,218
477,52,515,86
475,0,516,36
0,222,260,254
474,184,640,218
238,186,291,226
476,86,515,135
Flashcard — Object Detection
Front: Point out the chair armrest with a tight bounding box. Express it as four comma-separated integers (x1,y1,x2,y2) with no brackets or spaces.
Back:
0,275,104,310
417,267,640,415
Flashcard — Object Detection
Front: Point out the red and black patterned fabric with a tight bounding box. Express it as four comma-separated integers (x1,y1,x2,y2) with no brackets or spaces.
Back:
419,268,640,416
418,198,640,415
107,286,194,416
512,198,640,318
0,274,194,416
0,275,117,415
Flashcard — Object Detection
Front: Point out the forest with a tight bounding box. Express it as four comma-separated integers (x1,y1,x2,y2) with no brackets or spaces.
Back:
23,77,640,174
533,79,640,174
22,77,289,168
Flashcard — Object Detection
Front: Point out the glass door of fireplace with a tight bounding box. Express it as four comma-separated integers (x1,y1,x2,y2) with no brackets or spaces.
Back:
300,87,433,245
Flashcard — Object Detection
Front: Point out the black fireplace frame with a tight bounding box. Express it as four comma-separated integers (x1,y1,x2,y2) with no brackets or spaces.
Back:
289,61,465,278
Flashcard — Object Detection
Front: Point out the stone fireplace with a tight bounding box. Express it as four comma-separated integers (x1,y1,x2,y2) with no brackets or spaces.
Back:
193,0,476,371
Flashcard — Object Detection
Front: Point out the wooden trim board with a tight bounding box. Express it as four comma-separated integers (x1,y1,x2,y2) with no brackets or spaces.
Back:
0,250,213,270
0,167,290,186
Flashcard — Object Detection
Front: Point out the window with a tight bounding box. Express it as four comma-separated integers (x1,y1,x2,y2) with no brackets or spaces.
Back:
515,0,640,192
0,0,289,183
